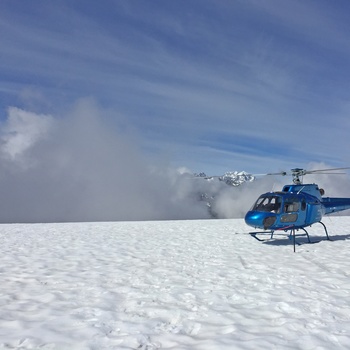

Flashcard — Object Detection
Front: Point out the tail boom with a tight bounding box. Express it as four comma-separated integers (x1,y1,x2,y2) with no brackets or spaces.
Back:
322,197,350,214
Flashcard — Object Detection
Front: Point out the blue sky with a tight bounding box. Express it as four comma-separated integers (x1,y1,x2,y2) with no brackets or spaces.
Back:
1,0,350,175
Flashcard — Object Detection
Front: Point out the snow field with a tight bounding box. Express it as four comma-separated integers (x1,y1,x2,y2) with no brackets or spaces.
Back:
1,217,350,349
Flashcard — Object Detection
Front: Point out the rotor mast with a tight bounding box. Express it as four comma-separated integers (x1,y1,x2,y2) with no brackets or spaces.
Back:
291,168,307,184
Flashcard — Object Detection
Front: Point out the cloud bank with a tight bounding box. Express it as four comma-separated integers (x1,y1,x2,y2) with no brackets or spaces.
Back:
1,99,349,223
0,100,209,222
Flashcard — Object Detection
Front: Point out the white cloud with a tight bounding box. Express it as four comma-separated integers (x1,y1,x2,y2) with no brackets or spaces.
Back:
0,107,53,163
0,99,211,223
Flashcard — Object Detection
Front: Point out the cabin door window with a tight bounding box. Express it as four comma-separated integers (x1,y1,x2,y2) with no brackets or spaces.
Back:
281,197,300,223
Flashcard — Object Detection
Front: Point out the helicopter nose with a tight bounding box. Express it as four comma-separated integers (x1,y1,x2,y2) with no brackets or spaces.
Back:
245,211,264,228
245,211,276,230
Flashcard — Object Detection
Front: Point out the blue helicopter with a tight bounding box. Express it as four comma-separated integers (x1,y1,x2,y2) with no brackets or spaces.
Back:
245,167,350,251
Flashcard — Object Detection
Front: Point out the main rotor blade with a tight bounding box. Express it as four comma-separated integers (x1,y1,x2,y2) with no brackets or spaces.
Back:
193,167,350,182
266,171,288,176
305,167,350,174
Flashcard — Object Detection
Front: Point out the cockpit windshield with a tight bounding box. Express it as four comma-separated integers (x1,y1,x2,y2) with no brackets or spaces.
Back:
252,195,282,213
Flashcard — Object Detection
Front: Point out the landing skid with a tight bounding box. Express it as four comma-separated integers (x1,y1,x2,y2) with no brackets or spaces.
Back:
249,231,274,242
249,221,330,252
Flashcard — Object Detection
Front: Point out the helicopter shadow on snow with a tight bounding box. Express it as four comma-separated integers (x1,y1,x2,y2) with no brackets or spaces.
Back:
260,232,350,247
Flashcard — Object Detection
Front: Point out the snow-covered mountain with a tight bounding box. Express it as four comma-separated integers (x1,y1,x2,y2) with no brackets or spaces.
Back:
194,171,255,186
192,171,256,218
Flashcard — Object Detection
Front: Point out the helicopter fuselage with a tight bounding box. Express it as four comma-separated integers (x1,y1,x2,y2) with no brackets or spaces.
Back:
245,183,350,231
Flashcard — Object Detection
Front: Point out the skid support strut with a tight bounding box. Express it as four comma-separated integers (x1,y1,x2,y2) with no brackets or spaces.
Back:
318,221,330,240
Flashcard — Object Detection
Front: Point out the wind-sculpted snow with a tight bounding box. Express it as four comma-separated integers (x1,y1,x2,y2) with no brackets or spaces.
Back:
1,218,350,349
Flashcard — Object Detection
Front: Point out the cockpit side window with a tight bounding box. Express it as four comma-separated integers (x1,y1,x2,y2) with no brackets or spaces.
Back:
252,196,282,213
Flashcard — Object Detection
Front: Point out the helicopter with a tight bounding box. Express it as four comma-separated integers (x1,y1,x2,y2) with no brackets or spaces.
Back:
245,167,350,251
